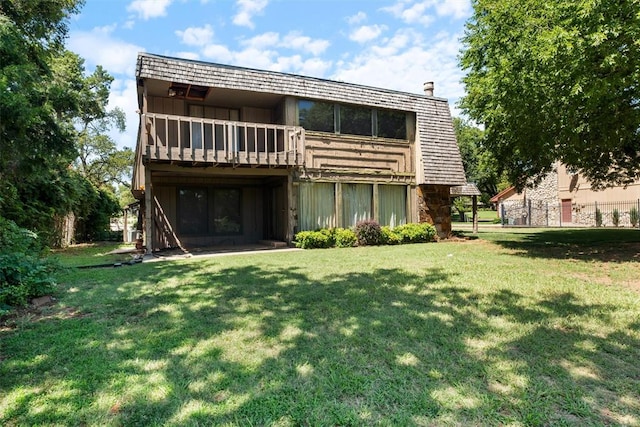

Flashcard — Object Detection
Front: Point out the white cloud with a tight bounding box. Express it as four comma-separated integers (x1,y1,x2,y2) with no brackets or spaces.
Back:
175,51,201,61
347,11,367,25
107,78,140,150
332,29,466,110
202,44,234,63
68,27,143,75
349,25,387,43
233,0,268,29
127,0,172,20
382,0,471,24
239,31,329,56
282,32,330,56
175,24,214,46
435,0,471,19
241,32,280,49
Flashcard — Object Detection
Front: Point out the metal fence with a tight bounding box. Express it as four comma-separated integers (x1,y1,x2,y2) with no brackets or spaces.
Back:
499,199,640,228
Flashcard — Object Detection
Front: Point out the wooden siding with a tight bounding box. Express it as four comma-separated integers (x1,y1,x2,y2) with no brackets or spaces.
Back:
136,53,466,186
303,133,413,175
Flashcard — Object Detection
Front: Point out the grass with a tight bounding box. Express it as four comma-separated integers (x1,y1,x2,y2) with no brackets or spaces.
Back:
1,230,639,426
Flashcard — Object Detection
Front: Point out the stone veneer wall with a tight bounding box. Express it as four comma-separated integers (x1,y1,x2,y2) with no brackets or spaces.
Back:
418,184,452,237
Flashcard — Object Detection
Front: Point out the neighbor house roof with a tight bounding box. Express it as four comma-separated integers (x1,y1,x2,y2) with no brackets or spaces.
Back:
489,186,517,203
135,53,466,186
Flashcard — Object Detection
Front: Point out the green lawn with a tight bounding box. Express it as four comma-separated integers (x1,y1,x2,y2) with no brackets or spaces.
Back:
1,229,639,426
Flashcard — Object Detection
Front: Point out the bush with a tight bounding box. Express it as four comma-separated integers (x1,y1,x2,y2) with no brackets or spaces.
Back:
294,230,332,249
0,217,58,312
630,207,639,228
595,208,603,227
393,223,437,243
0,216,42,255
381,226,402,245
0,254,58,308
612,209,620,227
295,222,437,249
334,228,357,248
354,220,383,246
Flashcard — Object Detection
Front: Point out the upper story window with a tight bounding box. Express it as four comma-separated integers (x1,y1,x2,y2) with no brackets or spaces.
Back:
340,105,372,136
298,99,408,140
298,100,335,133
377,109,407,140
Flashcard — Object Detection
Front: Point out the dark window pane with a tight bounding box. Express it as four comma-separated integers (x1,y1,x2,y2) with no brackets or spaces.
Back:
298,100,334,132
178,188,208,234
340,105,372,136
377,110,407,139
212,188,242,235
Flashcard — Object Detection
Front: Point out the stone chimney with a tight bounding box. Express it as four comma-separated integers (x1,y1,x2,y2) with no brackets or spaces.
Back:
423,81,434,97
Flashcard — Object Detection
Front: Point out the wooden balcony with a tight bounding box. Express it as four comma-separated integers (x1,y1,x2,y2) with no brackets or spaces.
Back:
140,113,305,167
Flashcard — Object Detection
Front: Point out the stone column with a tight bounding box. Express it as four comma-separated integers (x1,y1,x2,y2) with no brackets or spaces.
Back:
417,184,452,238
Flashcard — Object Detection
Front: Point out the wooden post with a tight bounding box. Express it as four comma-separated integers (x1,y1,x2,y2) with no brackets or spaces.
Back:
335,182,342,228
472,195,478,234
123,208,128,243
144,166,153,254
373,183,379,223
286,174,294,244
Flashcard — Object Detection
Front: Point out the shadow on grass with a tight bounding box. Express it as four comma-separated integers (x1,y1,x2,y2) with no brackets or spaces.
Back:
1,256,639,425
482,228,640,262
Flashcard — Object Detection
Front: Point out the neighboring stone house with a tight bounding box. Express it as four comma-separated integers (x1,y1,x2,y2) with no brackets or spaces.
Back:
131,53,466,251
491,164,640,227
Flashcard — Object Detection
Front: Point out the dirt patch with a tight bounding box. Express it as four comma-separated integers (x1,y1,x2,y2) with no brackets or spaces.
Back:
1,301,89,332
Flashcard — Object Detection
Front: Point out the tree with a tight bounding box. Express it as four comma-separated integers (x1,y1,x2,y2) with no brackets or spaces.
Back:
459,0,640,190
453,118,507,203
0,1,125,245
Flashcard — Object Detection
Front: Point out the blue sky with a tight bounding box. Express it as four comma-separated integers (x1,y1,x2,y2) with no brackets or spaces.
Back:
67,0,472,149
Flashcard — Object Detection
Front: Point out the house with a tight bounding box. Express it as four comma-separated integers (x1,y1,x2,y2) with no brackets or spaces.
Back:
131,53,466,252
491,164,640,227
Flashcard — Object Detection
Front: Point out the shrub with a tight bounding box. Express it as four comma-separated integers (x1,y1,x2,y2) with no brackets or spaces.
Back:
354,220,382,246
393,223,436,243
0,216,42,255
0,217,58,312
381,226,402,245
595,208,603,227
294,230,332,249
334,228,357,248
630,207,639,228
0,254,58,308
612,209,620,227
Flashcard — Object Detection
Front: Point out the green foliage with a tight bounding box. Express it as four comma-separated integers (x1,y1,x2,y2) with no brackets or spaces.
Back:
0,1,125,247
612,209,620,227
394,223,437,243
0,217,58,311
381,226,402,245
354,220,383,246
296,223,436,249
334,228,357,248
453,118,505,203
0,216,42,255
0,254,58,309
460,0,640,189
630,207,639,228
595,208,603,227
294,230,332,249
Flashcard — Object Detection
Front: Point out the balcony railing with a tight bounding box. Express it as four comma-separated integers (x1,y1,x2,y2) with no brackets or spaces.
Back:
140,113,305,167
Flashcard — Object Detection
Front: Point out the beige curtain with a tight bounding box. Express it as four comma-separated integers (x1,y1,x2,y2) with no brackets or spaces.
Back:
298,182,336,231
342,183,373,227
379,185,407,227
